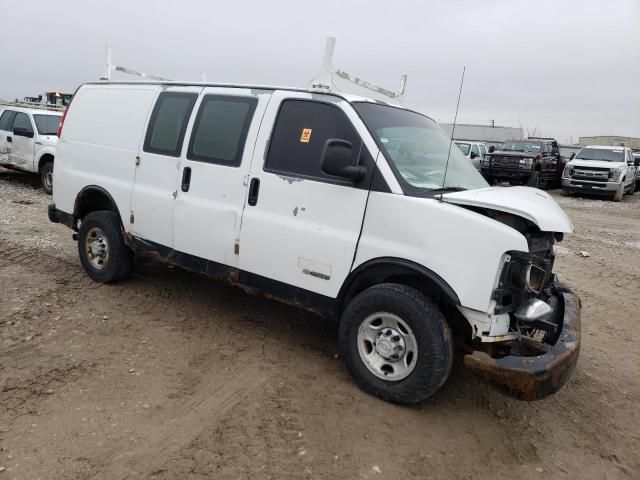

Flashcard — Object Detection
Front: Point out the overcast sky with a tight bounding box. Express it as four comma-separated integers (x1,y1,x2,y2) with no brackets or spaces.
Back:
1,0,638,143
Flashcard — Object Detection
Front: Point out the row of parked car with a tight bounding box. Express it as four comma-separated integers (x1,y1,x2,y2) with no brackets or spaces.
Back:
454,138,640,201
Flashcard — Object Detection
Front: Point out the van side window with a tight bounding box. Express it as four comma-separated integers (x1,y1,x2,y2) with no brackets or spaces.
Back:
265,100,361,181
144,92,197,157
471,144,480,157
12,113,34,134
187,95,257,167
0,110,16,131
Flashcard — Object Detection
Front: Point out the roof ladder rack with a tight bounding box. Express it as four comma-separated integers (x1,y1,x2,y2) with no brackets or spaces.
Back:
309,37,408,101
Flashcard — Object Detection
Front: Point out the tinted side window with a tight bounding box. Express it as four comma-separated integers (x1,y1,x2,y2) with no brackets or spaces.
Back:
12,113,33,133
187,95,257,167
144,92,197,157
265,100,361,181
471,144,480,156
0,110,16,131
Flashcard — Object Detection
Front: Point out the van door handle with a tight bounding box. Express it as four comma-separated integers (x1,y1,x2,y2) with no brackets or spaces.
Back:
6,136,11,143
181,167,192,192
248,177,260,206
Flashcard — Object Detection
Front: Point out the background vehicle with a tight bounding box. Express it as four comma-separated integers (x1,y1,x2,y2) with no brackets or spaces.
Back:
562,145,639,201
453,140,487,171
0,104,62,194
481,138,564,188
49,82,580,404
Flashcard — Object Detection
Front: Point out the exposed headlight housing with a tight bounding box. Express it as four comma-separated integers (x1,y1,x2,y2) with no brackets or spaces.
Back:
519,264,546,294
563,166,574,178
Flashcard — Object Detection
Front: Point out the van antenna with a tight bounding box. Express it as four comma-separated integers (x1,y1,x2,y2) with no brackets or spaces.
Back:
439,66,466,202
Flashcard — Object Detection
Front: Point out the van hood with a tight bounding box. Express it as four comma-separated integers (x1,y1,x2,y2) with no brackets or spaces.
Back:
442,186,573,233
567,159,621,169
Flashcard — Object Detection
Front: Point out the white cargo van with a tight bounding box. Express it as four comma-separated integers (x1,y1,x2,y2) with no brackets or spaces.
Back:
0,105,62,193
49,82,581,403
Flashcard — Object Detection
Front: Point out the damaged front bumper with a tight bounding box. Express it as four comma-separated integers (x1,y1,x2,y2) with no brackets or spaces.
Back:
464,284,581,400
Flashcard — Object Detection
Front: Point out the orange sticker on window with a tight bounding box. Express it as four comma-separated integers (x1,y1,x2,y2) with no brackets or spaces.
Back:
300,128,312,143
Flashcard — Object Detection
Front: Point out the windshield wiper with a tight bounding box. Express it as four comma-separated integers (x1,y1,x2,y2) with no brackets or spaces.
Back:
430,186,467,194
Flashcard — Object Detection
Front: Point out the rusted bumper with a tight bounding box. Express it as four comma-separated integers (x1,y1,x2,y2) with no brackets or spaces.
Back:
464,285,581,400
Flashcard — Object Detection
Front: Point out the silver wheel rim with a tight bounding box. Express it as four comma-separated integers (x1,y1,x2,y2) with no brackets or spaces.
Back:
357,312,418,381
85,227,109,270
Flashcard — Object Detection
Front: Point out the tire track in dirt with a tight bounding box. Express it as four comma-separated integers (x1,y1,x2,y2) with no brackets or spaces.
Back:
91,364,266,480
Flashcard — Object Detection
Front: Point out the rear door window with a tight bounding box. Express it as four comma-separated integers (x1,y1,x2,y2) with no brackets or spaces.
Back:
144,92,197,157
264,99,361,182
0,110,16,131
187,95,257,167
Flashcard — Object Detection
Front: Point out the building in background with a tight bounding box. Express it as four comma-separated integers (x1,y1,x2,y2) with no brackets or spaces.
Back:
578,136,640,149
439,123,523,148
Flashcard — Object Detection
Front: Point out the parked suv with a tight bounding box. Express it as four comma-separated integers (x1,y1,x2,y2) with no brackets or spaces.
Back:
0,105,62,193
481,139,564,188
49,82,580,404
453,140,487,170
562,146,639,201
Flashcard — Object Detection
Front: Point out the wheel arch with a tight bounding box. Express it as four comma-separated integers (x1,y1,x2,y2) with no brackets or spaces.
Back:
37,152,55,171
337,257,461,315
73,186,123,227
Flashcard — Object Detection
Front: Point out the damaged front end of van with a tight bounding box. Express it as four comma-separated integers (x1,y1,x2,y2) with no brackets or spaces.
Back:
443,187,581,400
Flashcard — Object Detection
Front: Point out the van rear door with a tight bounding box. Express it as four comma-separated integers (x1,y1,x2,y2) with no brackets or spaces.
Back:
131,86,201,248
172,87,270,267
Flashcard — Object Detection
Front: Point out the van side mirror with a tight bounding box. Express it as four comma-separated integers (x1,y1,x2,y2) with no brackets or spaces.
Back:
634,158,640,167
13,127,34,138
569,153,576,160
488,146,495,153
320,139,366,181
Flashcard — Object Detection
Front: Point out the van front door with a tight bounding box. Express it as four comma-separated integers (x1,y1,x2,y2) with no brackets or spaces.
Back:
131,87,200,249
172,88,270,267
238,92,380,299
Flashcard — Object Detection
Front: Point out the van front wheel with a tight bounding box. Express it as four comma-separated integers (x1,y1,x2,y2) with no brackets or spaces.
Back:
78,211,133,283
339,284,453,404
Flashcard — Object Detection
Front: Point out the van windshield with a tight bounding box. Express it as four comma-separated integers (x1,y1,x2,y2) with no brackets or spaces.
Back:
353,103,488,194
575,147,624,162
33,114,60,135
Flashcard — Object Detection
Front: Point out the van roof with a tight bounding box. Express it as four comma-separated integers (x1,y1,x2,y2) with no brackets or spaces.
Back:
81,81,398,106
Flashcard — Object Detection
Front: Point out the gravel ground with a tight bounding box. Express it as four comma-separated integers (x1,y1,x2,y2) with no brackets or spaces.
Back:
0,167,639,479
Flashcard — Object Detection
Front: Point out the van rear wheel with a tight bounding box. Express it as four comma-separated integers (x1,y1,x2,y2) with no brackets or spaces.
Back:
339,283,453,404
78,211,133,283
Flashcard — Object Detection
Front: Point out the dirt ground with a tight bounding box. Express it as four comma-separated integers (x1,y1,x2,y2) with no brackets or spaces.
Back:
0,167,638,480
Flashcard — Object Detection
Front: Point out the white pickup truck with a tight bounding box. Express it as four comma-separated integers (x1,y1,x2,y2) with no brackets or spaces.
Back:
562,145,639,201
0,105,62,194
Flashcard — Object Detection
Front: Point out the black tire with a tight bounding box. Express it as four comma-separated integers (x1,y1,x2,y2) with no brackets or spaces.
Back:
339,283,453,404
527,171,541,188
78,210,133,283
40,161,54,195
